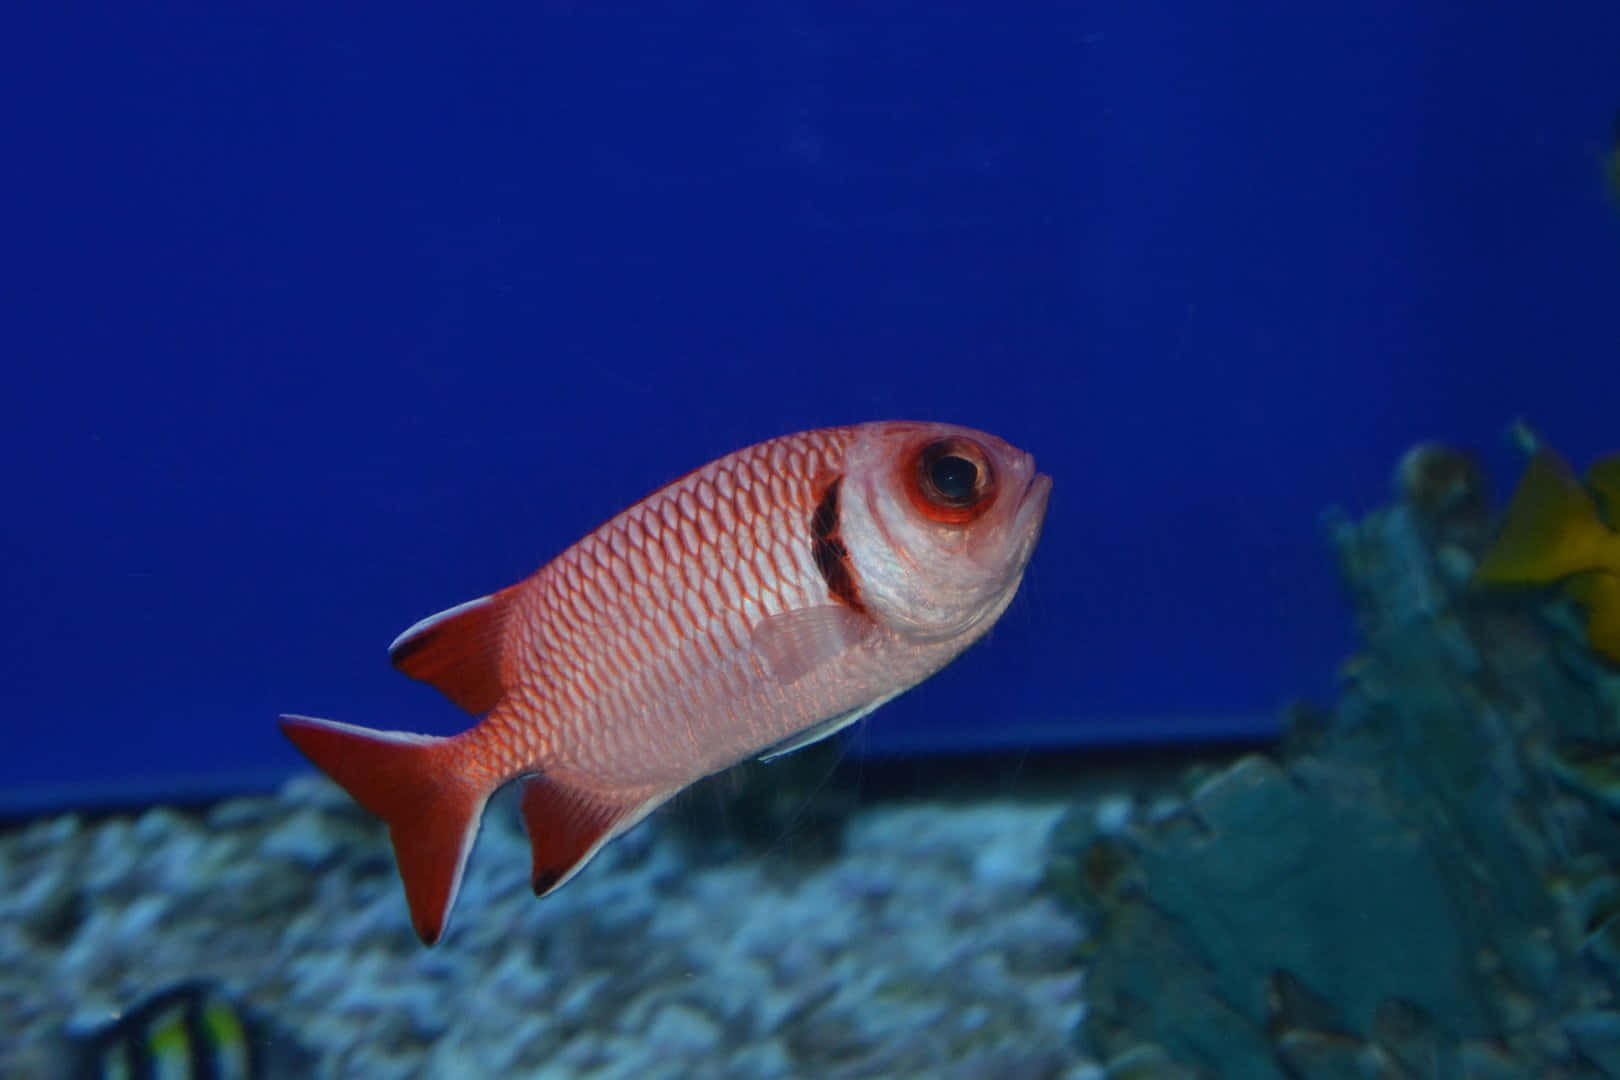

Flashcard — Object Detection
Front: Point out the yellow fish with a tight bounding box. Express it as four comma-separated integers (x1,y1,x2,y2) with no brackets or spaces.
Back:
1475,445,1620,663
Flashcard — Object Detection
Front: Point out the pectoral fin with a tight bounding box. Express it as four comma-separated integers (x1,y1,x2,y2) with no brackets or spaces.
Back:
751,604,875,686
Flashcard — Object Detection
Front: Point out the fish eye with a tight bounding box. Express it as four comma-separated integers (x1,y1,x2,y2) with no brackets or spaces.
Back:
913,438,995,522
928,453,978,504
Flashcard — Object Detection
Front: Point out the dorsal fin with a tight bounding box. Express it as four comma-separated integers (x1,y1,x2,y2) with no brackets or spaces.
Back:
1476,448,1607,585
388,589,516,715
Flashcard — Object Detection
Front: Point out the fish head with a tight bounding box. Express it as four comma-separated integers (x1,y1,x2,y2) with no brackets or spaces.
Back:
840,421,1052,643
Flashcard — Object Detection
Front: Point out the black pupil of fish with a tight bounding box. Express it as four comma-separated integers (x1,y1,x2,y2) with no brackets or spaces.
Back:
929,454,977,502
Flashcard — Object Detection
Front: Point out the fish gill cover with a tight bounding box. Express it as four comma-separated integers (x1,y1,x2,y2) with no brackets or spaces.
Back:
2,4,1618,809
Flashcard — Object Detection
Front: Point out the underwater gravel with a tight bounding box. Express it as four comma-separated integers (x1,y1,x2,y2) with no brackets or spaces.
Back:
2,775,1097,1079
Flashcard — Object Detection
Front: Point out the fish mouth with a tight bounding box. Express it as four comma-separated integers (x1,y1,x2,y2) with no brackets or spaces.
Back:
1011,467,1052,557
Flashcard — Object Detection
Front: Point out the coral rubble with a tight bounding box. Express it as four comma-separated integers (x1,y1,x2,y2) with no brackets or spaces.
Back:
1,770,1088,1078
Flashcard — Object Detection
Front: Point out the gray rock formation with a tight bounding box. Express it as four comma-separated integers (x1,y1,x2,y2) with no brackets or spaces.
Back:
1047,443,1620,1078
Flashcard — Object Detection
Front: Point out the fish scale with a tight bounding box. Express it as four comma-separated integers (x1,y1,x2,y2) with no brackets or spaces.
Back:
504,430,852,779
280,420,1049,944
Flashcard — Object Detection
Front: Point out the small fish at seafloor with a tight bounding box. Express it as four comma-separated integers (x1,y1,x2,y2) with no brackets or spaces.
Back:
65,980,308,1080
281,421,1052,945
1473,442,1620,664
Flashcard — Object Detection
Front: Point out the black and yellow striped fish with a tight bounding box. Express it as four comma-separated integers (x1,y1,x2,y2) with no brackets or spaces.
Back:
68,981,304,1080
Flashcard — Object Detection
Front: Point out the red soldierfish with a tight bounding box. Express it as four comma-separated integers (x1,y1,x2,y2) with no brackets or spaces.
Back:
280,421,1051,944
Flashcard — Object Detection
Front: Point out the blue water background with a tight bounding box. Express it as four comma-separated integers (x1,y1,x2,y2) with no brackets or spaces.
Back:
5,5,1618,808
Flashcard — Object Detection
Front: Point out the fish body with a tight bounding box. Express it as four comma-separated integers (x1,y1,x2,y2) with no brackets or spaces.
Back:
281,421,1051,944
65,980,303,1080
1475,444,1620,663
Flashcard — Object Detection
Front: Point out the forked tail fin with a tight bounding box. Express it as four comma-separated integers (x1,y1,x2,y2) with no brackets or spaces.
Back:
278,715,491,945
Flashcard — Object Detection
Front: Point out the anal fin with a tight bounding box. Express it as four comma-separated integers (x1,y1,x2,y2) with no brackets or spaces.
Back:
520,776,672,896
